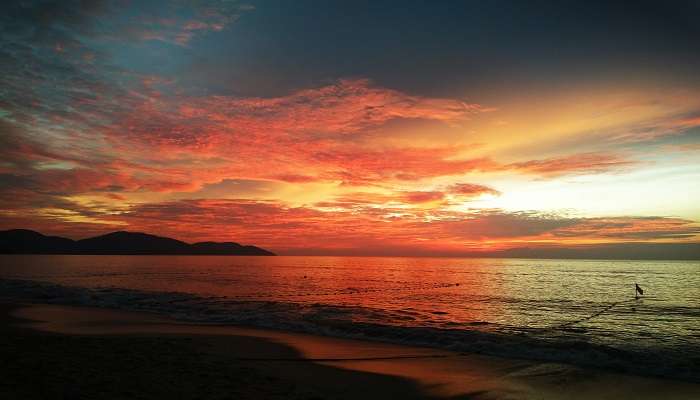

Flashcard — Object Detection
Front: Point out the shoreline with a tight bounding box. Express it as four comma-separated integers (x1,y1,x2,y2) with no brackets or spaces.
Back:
3,301,700,399
2,275,698,384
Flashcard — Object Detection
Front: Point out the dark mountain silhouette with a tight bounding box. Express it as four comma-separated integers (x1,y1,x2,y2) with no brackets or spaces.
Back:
0,229,76,254
0,229,275,256
189,241,271,255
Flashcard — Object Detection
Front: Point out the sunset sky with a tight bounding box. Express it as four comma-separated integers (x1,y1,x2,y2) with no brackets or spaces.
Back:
1,0,699,255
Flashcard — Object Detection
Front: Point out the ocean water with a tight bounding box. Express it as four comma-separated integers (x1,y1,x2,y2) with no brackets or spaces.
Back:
1,255,699,381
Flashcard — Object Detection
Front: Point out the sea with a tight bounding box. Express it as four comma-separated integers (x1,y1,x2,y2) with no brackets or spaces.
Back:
1,255,699,381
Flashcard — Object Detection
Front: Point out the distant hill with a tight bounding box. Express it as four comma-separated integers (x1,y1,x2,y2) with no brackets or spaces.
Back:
0,229,76,254
0,229,275,256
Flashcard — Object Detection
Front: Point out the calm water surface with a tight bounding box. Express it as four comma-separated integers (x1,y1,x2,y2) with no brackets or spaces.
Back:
1,255,699,380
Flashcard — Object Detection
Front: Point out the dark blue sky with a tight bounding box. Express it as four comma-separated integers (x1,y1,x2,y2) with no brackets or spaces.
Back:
172,0,700,98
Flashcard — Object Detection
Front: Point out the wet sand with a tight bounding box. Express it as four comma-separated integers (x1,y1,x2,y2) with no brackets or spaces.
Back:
2,302,699,399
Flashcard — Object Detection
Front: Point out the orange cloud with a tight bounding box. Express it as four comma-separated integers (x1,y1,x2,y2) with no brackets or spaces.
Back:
114,79,485,154
448,183,501,198
552,217,700,240
312,147,498,185
93,80,493,190
402,191,446,204
509,152,637,177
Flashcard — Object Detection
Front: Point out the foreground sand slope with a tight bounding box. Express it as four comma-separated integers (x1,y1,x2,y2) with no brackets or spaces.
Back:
3,303,699,400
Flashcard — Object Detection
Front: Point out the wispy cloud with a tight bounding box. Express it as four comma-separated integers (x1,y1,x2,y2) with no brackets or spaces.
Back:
508,152,638,177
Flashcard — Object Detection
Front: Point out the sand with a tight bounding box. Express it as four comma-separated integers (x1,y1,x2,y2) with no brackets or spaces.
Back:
2,302,699,399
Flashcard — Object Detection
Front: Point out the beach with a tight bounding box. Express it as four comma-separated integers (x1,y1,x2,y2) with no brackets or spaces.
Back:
3,302,699,400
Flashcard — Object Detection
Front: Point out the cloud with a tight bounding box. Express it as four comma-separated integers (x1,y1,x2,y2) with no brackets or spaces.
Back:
508,152,637,177
402,191,445,204
94,79,492,188
0,72,494,204
666,143,700,152
311,146,498,185
0,1,505,207
114,79,485,152
552,217,700,240
318,183,500,211
271,174,319,183
6,196,696,255
427,210,580,240
0,0,250,47
120,2,250,45
608,113,700,143
447,183,501,198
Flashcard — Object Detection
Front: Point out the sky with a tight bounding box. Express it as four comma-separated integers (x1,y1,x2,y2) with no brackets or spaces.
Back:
1,0,699,255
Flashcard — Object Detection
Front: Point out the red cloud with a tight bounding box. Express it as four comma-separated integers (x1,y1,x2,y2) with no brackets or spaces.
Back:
106,193,126,201
402,191,445,203
270,174,319,183
202,78,481,131
100,80,492,188
2,77,496,199
448,183,500,197
315,193,396,209
116,79,485,152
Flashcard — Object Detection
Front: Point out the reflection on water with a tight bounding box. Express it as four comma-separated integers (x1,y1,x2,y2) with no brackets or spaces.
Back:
1,255,699,380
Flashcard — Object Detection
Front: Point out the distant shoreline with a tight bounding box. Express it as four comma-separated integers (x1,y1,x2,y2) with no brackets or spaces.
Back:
0,229,275,256
2,228,699,259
